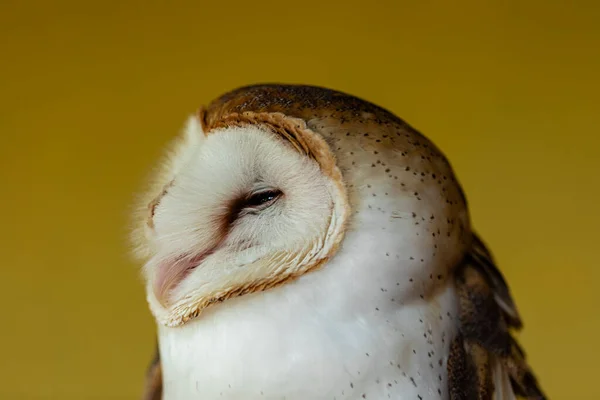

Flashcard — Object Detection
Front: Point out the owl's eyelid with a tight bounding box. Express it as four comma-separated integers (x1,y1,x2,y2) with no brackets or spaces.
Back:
248,178,276,192
239,188,282,215
227,188,282,224
248,187,280,197
247,189,282,205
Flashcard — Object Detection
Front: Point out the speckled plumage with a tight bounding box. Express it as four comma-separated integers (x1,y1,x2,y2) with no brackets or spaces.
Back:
135,84,545,399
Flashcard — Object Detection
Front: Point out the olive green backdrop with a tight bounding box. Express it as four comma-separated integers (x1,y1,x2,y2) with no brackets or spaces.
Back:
1,0,598,398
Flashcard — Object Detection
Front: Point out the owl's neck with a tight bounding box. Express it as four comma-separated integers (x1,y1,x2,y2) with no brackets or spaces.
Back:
156,223,461,399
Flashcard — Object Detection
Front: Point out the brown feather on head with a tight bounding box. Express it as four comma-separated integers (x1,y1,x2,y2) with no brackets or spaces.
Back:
134,84,546,399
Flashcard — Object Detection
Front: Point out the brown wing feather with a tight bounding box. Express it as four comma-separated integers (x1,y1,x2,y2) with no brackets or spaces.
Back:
449,233,547,399
469,234,523,329
141,342,162,400
448,334,480,400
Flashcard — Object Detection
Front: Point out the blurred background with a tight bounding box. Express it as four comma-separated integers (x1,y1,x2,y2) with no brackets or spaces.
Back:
1,0,598,398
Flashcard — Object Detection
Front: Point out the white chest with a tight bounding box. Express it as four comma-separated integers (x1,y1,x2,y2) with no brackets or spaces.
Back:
157,213,463,400
159,284,458,399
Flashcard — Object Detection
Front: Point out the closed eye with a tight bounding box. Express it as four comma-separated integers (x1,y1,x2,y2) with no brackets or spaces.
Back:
244,189,282,209
227,188,283,225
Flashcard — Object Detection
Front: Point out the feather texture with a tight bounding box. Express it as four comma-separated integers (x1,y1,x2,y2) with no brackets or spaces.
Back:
134,84,546,399
449,234,546,399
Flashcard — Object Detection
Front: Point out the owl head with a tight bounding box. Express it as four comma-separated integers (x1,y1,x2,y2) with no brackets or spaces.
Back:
132,84,469,327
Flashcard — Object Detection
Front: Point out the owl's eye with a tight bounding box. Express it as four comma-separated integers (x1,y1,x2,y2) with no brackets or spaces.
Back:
227,189,283,224
244,189,282,209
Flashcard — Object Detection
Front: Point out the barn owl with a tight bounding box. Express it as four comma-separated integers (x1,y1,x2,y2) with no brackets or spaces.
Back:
131,84,546,400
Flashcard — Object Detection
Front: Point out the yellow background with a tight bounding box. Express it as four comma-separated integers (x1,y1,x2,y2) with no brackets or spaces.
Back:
1,0,598,398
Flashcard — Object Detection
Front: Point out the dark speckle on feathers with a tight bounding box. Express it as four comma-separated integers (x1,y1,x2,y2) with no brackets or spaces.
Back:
144,84,545,399
447,334,479,400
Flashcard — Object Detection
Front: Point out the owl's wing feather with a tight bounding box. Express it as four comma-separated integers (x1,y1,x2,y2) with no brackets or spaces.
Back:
141,343,162,400
449,233,546,399
491,358,517,400
469,234,523,329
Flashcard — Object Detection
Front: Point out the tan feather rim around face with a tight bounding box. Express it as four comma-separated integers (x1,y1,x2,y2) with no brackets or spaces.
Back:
147,108,351,327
